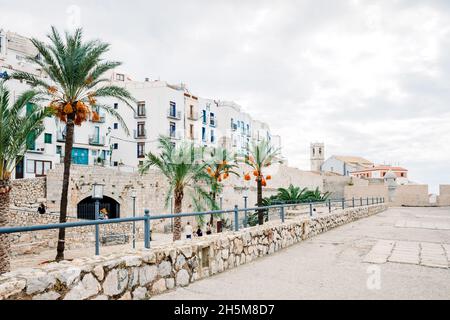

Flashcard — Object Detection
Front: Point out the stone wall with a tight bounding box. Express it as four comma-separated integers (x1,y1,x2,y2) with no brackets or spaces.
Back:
0,204,387,300
344,185,389,202
10,178,46,210
391,185,430,207
437,185,450,206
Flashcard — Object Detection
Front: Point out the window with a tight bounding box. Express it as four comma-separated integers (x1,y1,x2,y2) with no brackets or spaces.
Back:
26,160,52,176
0,36,3,54
202,110,207,124
137,102,146,116
170,101,176,117
137,142,145,158
170,122,176,137
114,103,119,110
137,122,145,137
44,133,52,144
116,74,125,81
401,173,405,177
113,161,119,167
113,123,119,130
202,127,206,141
211,130,215,143
190,124,194,139
190,105,194,117
210,113,215,126
56,146,62,155
113,143,119,150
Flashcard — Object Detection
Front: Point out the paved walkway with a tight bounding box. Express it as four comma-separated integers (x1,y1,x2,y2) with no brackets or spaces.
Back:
153,207,450,300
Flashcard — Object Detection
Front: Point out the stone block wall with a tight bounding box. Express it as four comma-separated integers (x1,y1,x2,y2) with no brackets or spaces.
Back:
344,185,389,202
0,204,387,300
10,178,46,210
391,185,430,207
437,185,450,206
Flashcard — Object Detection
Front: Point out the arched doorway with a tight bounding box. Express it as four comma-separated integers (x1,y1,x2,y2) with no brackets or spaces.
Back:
77,196,120,220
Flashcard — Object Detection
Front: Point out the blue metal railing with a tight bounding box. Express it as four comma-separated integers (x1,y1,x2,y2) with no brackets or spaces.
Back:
0,197,385,256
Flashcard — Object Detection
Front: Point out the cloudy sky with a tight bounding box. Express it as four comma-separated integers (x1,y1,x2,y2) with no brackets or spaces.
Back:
1,0,450,193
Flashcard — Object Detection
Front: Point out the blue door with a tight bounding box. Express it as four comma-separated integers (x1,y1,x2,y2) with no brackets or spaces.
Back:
72,148,89,165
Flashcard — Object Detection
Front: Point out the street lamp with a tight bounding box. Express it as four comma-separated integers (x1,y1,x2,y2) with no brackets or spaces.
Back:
92,183,104,256
131,189,137,249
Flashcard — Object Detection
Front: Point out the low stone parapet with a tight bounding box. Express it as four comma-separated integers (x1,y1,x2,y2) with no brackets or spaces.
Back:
0,204,387,300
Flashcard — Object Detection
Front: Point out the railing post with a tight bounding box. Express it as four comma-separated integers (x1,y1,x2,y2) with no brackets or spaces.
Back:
243,196,248,228
309,202,313,217
342,198,345,210
280,205,285,223
95,199,100,256
234,205,239,232
360,197,363,207
352,197,355,208
144,209,151,249
328,199,331,213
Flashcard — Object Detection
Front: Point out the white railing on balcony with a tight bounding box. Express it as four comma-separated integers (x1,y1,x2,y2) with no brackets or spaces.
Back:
187,111,199,121
167,130,182,140
167,109,182,120
134,129,147,139
88,135,106,146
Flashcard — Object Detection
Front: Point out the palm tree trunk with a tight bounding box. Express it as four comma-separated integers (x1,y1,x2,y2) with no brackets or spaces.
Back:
55,118,75,262
0,183,11,274
210,192,216,226
257,178,264,225
173,188,184,242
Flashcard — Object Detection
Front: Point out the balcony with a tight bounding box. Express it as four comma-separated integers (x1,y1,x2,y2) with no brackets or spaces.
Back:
187,111,199,121
134,111,147,119
167,109,182,120
90,112,106,123
168,130,182,140
57,132,66,142
89,135,106,146
134,129,147,139
28,144,46,154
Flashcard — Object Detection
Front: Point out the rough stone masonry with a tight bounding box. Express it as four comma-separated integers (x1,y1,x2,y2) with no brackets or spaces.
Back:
0,204,386,300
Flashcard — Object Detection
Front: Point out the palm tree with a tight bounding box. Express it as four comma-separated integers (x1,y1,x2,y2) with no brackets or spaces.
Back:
139,136,215,241
243,139,282,225
205,147,240,226
12,27,135,261
0,81,51,274
277,185,308,204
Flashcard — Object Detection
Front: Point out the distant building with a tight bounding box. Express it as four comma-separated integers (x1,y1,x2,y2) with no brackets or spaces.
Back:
321,155,374,176
310,143,325,172
351,165,409,185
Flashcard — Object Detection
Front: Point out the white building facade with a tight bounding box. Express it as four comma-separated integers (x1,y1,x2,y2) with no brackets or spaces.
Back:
1,30,283,178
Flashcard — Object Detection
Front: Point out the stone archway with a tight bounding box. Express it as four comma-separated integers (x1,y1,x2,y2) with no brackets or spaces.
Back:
77,196,121,220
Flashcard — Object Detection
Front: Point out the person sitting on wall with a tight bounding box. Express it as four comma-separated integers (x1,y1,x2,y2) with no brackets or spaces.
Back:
37,203,46,215
196,226,203,237
184,222,193,240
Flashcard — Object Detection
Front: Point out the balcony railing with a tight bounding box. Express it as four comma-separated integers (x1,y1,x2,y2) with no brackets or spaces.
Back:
134,129,147,139
168,130,182,140
90,113,106,123
134,110,147,119
89,135,106,146
28,144,46,154
187,111,199,121
167,110,182,120
57,132,66,142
